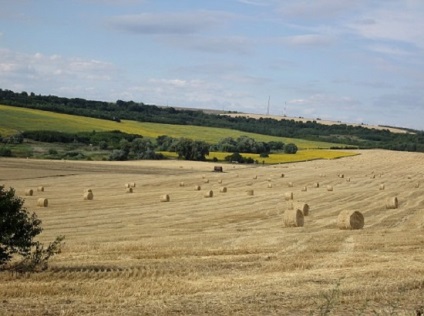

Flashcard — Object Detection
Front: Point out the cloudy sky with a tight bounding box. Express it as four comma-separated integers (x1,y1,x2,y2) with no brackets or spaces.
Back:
1,1,424,130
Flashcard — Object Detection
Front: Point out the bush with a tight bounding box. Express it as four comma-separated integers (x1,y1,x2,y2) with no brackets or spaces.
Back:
0,147,12,157
284,143,298,154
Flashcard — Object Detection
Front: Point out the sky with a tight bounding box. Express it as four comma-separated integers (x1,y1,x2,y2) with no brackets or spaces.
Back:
1,0,424,130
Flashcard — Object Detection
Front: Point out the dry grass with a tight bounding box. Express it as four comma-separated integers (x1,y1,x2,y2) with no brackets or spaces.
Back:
0,150,423,315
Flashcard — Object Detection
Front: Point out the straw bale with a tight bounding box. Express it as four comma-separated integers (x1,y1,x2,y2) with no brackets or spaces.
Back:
179,182,185,187
126,187,133,193
219,187,227,193
294,202,309,216
281,173,285,178
267,183,273,188
283,209,304,227
288,182,294,187
204,190,213,198
327,185,333,191
204,179,209,183
84,191,94,200
284,192,293,201
301,186,307,192
314,182,319,188
379,184,385,190
37,186,44,192
160,194,170,202
25,189,33,196
246,189,254,196
386,197,398,209
37,198,48,207
194,185,201,191
337,210,364,230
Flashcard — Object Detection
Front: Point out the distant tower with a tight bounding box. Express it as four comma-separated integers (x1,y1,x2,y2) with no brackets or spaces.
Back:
266,96,270,115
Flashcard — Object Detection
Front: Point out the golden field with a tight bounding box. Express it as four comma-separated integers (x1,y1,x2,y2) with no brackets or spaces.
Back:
0,150,423,315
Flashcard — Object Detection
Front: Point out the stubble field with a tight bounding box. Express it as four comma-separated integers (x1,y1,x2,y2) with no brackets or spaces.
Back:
0,150,423,315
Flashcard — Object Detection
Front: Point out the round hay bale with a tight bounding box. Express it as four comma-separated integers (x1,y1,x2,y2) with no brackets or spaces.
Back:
415,183,420,188
37,186,44,192
337,210,364,230
246,189,254,196
281,173,285,178
160,194,170,202
267,177,272,182
284,192,294,201
84,191,94,200
218,179,223,184
179,182,185,187
301,186,307,192
37,198,48,207
370,175,376,179
253,175,258,180
219,186,227,193
204,179,209,183
288,182,294,187
327,185,333,191
314,182,319,188
125,183,130,188
283,209,304,227
25,189,33,196
386,197,398,209
267,183,273,188
293,202,309,216
194,185,201,191
204,190,213,198
346,178,351,182
339,174,344,178
379,184,385,190
126,187,133,193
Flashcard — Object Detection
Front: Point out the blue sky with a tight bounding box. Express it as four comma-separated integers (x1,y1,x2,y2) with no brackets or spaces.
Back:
1,0,424,130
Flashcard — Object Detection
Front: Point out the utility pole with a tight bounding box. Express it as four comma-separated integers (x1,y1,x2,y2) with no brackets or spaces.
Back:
266,96,270,115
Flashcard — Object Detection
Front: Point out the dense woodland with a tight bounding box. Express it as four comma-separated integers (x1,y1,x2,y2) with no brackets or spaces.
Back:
1,88,424,152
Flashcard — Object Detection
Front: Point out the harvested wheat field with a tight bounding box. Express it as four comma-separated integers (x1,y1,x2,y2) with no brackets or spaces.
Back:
0,150,423,315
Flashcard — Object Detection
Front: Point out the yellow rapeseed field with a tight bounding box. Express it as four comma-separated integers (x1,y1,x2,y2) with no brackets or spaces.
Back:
161,150,358,163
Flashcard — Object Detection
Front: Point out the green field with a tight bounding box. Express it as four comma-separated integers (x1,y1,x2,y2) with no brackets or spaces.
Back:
0,104,346,149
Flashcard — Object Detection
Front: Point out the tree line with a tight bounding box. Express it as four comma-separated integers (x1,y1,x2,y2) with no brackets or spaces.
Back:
9,131,297,162
1,88,424,152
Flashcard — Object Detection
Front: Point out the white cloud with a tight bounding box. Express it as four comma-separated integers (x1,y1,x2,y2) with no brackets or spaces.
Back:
107,11,235,35
348,4,424,49
282,34,334,47
0,48,118,98
162,35,252,54
278,0,366,20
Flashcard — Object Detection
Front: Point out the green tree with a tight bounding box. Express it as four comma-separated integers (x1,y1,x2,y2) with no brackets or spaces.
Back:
284,143,298,154
0,185,64,271
175,138,209,161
